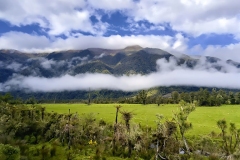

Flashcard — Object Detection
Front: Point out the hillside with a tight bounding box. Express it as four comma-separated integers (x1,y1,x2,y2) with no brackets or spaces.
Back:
1,46,240,100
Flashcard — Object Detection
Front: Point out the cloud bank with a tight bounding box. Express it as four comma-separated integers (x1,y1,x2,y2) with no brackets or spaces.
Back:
0,32,179,52
1,58,240,92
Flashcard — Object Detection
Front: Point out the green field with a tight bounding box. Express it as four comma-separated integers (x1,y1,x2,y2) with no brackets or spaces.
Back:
43,103,240,136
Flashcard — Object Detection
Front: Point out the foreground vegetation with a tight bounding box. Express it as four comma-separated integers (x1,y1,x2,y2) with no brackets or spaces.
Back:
1,92,240,159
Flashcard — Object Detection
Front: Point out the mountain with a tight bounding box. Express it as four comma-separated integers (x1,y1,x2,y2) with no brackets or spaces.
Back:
123,45,143,52
0,46,240,99
0,47,173,82
0,46,239,82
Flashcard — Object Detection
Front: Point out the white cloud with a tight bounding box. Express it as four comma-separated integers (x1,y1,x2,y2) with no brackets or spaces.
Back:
172,33,188,52
94,53,106,59
0,31,182,52
1,31,240,64
0,0,107,35
124,22,165,34
173,18,240,37
188,43,240,62
88,0,134,10
40,59,57,69
1,58,240,92
67,56,89,69
47,11,93,35
128,0,240,36
1,0,240,37
6,62,22,71
0,61,22,71
53,34,174,50
0,32,51,51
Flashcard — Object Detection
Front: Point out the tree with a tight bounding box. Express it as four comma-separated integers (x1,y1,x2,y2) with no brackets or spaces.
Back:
171,91,180,104
197,88,210,106
183,93,191,103
120,110,134,157
153,114,177,159
217,119,240,156
1,93,14,103
113,105,122,155
190,92,195,103
26,97,37,104
0,144,20,160
215,94,223,106
88,88,91,105
218,89,228,104
173,101,195,154
41,107,45,120
138,90,147,105
209,88,218,106
229,92,236,104
236,92,240,104
157,95,163,106
121,111,133,133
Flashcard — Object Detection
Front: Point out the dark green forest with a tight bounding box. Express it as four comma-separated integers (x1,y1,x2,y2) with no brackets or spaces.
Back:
3,87,240,106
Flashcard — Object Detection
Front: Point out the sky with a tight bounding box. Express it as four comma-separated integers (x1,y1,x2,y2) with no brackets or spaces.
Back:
1,0,240,92
0,0,240,61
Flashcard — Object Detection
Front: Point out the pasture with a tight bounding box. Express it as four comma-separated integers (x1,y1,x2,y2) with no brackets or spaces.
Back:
43,103,240,136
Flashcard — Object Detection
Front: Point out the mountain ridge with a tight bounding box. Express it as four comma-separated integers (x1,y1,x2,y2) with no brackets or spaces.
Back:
0,46,240,92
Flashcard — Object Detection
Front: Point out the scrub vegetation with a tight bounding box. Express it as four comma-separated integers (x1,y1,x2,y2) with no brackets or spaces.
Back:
1,91,240,160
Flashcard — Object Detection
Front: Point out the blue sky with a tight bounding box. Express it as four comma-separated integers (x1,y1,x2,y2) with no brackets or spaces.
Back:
1,0,240,91
0,0,240,60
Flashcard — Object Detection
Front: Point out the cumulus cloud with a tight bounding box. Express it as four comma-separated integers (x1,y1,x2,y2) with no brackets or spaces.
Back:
188,43,240,62
88,0,134,10
173,18,240,37
128,0,240,36
0,32,182,52
0,0,106,35
1,58,240,92
1,0,240,36
0,32,51,51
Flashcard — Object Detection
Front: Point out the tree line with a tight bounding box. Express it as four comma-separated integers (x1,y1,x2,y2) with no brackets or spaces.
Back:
119,88,240,106
2,88,240,107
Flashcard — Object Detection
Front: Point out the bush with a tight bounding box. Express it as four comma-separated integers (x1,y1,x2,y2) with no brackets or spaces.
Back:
0,144,20,160
29,135,36,144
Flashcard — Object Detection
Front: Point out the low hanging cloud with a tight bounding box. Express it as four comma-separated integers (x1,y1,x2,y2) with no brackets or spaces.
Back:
1,58,240,92
4,62,22,71
6,62,22,71
0,31,182,53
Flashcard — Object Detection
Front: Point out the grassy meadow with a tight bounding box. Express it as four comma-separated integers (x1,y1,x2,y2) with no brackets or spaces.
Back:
43,103,240,136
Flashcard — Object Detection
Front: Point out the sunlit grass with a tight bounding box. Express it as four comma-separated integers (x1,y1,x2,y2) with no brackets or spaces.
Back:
43,103,240,136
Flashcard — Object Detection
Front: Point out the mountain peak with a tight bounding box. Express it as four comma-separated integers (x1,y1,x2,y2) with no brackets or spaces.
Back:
123,45,143,51
0,49,23,54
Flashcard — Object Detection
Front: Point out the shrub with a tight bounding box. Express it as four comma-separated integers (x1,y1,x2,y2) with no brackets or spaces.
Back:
0,144,20,160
